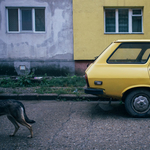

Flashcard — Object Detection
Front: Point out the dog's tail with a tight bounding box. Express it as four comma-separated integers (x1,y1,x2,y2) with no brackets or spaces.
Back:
24,113,36,123
20,103,36,124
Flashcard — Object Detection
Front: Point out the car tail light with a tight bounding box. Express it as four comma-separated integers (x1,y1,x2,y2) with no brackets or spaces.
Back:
85,74,89,87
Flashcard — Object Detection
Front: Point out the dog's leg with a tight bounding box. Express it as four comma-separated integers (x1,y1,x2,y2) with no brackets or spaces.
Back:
18,121,33,138
14,107,33,138
7,115,20,137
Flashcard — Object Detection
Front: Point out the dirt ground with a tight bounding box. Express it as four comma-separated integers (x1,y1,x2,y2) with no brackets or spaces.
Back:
0,87,38,94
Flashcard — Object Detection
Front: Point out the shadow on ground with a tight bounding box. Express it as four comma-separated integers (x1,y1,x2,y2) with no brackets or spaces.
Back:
90,102,129,118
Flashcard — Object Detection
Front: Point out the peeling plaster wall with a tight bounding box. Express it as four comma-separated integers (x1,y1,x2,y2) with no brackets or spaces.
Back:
0,0,74,76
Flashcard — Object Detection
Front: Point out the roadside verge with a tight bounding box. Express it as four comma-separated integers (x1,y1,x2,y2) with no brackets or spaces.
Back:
0,93,103,101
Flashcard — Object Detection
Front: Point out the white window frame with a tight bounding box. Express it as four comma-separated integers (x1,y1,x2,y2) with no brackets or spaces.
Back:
104,8,143,34
6,7,45,33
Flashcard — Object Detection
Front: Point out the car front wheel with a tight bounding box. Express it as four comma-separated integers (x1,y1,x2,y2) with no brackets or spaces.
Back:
125,89,150,117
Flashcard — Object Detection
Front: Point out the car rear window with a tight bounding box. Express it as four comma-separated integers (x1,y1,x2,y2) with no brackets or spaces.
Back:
107,42,150,64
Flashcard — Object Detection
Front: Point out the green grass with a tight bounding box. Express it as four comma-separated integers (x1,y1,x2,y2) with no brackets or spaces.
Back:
41,76,86,87
12,91,22,94
35,87,85,95
0,74,86,95
0,75,86,88
0,90,4,94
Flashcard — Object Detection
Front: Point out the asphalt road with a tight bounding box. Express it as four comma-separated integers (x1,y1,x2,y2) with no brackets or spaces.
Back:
0,100,150,150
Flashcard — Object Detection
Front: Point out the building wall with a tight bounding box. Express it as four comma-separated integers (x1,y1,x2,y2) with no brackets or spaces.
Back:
73,0,150,74
0,0,74,76
75,60,93,76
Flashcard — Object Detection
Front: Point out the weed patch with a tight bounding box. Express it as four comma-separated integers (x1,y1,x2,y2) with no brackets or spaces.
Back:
35,87,85,95
0,74,86,88
0,90,4,94
41,76,86,87
12,91,22,94
0,74,86,95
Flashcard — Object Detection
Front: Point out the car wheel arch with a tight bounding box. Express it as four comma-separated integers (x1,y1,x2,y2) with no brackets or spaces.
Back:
122,87,150,102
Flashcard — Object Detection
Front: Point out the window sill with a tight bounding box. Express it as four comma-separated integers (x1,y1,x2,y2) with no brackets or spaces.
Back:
6,31,46,34
104,32,144,35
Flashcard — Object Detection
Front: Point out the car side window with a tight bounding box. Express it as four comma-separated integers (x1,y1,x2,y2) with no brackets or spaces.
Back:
107,43,150,64
142,48,150,62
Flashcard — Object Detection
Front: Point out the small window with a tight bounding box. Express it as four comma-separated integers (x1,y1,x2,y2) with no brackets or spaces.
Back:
142,49,150,62
105,9,115,32
105,8,143,34
108,43,150,64
119,9,128,32
35,9,45,31
8,9,18,31
132,9,142,32
7,7,45,33
21,9,32,31
133,9,141,15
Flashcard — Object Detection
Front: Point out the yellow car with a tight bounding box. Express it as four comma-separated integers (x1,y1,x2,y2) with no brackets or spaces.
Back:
85,40,150,117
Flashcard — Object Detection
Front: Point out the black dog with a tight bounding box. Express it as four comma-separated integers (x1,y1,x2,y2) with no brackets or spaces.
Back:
0,99,35,138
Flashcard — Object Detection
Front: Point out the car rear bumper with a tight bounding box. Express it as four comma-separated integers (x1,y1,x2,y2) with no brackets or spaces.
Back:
84,88,103,95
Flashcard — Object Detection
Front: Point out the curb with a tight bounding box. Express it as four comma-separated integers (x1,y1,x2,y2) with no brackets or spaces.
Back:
0,94,109,101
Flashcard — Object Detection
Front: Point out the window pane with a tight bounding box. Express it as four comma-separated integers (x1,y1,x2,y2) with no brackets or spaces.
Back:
105,9,115,32
8,9,18,31
132,16,142,32
119,9,128,32
22,9,32,30
133,10,141,15
108,43,150,64
35,9,45,31
142,49,150,61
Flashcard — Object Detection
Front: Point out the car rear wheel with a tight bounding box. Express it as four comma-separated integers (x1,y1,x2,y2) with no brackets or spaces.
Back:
125,89,150,117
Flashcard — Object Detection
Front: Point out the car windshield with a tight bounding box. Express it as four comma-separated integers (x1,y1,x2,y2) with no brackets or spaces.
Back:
107,42,150,64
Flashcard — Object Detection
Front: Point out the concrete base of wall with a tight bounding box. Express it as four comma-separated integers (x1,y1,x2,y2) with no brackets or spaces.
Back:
0,60,95,76
0,60,75,76
75,60,94,76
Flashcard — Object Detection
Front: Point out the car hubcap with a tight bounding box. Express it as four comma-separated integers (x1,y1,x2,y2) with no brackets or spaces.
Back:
133,96,149,112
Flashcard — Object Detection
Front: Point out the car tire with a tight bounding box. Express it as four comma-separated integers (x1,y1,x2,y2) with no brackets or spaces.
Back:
125,89,150,117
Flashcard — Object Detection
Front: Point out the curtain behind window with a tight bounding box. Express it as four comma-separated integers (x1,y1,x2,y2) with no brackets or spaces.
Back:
119,9,128,32
8,9,18,31
22,9,32,30
132,16,142,32
35,9,45,31
105,9,115,32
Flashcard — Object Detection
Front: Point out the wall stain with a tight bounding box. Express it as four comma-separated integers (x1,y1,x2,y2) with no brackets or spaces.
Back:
0,63,17,76
35,0,72,16
0,0,74,76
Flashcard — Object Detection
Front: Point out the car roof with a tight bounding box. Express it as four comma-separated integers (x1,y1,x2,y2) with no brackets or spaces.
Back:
115,39,150,43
